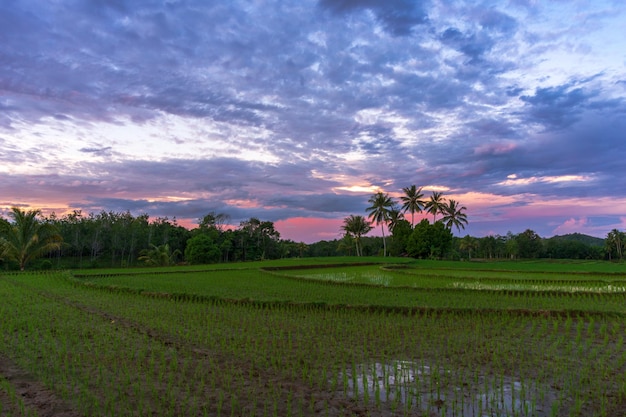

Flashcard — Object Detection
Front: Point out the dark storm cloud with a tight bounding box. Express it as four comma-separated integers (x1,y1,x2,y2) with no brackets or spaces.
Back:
469,111,626,200
95,158,325,195
440,27,496,63
520,84,595,129
318,0,429,36
0,1,275,124
0,0,493,133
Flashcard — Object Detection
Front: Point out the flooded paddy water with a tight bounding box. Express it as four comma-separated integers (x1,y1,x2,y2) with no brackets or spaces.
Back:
338,360,561,417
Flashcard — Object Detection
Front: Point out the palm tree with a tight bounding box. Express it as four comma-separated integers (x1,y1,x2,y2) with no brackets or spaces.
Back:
341,215,373,256
424,191,446,223
606,229,625,260
0,208,63,270
441,199,468,232
297,242,307,258
138,243,181,266
400,185,425,227
387,208,405,233
365,192,395,257
458,235,478,260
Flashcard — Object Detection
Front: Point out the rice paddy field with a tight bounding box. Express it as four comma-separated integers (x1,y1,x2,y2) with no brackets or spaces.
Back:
1,257,626,416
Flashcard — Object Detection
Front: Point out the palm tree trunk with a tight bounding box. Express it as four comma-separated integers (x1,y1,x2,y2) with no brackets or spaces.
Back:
381,224,386,257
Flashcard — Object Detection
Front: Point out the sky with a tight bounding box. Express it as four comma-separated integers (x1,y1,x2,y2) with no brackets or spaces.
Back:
1,0,625,243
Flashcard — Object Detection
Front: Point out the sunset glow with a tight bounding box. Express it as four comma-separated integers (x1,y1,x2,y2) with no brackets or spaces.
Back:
1,0,625,241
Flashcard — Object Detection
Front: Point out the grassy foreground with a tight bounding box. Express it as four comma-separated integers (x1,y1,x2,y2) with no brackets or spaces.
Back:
1,258,625,416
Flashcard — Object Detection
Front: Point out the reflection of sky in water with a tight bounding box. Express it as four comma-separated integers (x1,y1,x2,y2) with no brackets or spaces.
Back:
340,360,559,417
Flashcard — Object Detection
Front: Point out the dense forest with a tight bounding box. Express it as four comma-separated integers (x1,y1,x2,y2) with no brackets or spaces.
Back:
0,209,300,270
0,206,623,271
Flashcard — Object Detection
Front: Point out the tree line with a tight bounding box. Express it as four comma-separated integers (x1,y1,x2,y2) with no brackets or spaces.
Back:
0,201,624,270
0,208,305,270
311,228,616,261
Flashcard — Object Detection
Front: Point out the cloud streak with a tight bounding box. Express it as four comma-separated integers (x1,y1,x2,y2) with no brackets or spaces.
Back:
1,0,625,242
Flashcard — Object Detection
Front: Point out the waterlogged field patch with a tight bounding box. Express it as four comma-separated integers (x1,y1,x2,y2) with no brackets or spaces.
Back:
288,261,626,292
340,360,554,417
295,270,396,286
1,259,626,416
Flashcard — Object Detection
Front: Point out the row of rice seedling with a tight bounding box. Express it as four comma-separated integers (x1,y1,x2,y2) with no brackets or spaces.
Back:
449,281,626,293
404,259,626,274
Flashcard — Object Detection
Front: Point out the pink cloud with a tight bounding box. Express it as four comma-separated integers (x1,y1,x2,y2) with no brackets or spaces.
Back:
552,217,589,235
473,142,517,156
275,217,345,243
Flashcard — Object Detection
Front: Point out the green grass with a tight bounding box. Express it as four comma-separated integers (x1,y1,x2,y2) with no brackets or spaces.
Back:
410,259,626,273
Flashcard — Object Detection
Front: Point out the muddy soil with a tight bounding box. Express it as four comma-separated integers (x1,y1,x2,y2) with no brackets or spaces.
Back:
0,355,81,417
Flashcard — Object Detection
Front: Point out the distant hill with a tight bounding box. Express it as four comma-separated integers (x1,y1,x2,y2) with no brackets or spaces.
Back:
546,233,605,247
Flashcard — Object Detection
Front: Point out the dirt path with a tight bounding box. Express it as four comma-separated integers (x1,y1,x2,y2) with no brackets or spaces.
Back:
0,354,82,417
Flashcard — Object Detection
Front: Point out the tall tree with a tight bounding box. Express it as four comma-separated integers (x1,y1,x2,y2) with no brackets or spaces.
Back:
0,208,63,270
515,229,543,259
389,219,412,256
458,235,478,260
479,235,498,259
237,218,281,260
365,192,395,257
297,242,308,258
387,208,405,233
341,215,373,256
441,199,468,232
400,185,425,227
199,212,230,232
406,219,453,259
606,229,625,260
424,191,446,223
185,234,221,264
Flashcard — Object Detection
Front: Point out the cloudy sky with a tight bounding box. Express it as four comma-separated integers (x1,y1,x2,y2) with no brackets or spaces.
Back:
1,0,625,243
